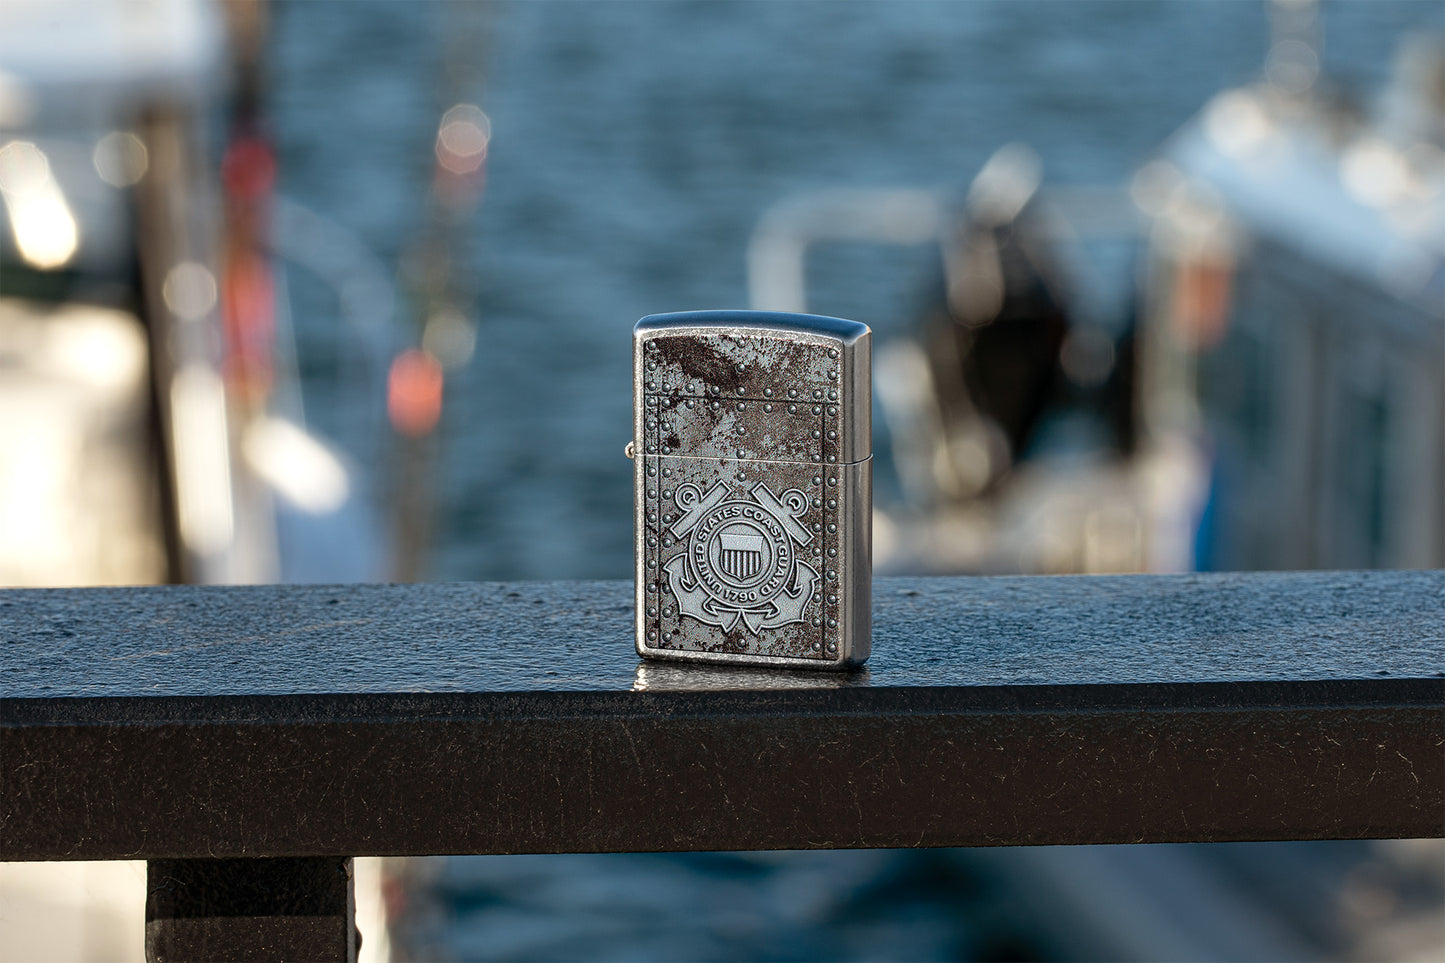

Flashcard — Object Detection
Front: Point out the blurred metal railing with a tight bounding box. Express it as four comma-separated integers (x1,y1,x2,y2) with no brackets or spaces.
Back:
3,572,1442,961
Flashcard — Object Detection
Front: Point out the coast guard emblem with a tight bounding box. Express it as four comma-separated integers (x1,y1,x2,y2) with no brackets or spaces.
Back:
663,481,817,635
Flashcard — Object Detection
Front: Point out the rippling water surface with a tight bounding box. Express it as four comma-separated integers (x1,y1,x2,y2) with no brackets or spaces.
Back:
273,0,1434,583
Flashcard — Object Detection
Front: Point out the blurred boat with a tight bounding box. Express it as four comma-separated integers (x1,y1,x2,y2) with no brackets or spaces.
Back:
1136,32,1444,573
0,0,388,588
0,0,393,959
749,29,1444,579
743,15,1445,963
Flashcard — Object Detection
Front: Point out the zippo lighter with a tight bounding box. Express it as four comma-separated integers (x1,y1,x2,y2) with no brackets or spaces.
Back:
633,310,871,669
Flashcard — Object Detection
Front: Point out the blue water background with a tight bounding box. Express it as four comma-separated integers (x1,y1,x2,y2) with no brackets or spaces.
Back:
269,3,1438,960
272,0,1437,583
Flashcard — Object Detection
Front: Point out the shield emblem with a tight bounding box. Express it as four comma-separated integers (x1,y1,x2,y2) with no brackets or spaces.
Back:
718,531,765,580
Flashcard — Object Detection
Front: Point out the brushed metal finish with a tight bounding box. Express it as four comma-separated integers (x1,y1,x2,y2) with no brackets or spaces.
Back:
634,311,871,669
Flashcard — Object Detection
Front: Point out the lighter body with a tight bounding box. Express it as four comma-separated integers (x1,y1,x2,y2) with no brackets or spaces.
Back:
634,311,871,669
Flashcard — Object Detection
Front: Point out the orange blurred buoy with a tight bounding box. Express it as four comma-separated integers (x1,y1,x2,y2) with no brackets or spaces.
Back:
387,349,445,437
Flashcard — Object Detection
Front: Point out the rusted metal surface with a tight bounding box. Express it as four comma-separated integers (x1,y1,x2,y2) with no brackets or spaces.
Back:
1,572,1442,862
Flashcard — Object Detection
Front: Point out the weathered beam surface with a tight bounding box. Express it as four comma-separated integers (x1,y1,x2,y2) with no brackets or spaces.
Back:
2,572,1442,860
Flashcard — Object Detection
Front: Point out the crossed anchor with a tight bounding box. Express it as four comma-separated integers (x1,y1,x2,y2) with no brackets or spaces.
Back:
663,481,818,636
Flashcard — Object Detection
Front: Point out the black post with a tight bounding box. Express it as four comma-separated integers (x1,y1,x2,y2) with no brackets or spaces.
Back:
145,857,356,962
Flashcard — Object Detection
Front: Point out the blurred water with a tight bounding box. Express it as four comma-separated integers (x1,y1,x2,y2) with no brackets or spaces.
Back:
400,849,1036,962
268,4,1438,960
271,0,1436,583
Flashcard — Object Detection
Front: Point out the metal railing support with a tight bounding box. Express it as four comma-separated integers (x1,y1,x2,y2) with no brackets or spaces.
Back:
145,857,356,962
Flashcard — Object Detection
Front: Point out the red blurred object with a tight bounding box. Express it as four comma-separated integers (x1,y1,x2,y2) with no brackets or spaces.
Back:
220,134,278,405
1171,254,1235,350
221,135,277,201
388,349,445,437
221,249,276,400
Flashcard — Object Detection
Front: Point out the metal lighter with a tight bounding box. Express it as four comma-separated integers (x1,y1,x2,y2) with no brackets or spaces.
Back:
633,310,871,669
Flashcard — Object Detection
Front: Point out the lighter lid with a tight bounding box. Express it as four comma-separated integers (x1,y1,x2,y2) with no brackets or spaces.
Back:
635,311,871,464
